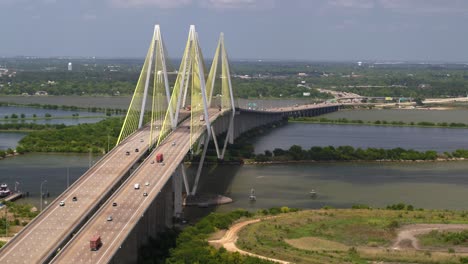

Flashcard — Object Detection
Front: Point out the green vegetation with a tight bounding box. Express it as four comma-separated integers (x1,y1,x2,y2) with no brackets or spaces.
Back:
0,102,126,115
0,123,66,131
293,116,468,128
237,208,468,264
17,118,122,153
418,230,468,247
254,145,442,162
2,201,38,218
164,210,273,264
0,202,38,238
4,58,468,99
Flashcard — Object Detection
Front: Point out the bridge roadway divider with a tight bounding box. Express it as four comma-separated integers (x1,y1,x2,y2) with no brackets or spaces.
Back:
41,113,191,263
43,130,154,263
0,112,193,263
50,110,227,263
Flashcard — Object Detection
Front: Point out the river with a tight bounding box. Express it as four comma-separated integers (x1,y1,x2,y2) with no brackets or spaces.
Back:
0,153,100,208
0,105,110,150
252,123,468,153
2,108,468,212
0,106,105,125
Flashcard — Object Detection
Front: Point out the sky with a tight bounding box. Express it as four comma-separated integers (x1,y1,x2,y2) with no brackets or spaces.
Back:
1,0,468,62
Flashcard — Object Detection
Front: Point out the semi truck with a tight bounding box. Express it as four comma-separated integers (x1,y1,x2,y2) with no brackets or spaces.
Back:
156,153,164,163
90,235,102,251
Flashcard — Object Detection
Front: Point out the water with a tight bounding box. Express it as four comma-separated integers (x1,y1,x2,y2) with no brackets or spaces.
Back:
0,132,27,150
252,123,468,153
0,153,100,208
196,162,468,212
0,106,105,125
323,109,468,123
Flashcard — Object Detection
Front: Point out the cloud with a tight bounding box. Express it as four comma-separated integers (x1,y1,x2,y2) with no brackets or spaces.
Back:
200,0,275,9
328,0,374,9
109,0,191,8
379,0,468,14
108,0,274,9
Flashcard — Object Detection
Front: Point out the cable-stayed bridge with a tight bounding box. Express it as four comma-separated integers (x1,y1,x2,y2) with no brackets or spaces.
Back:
0,25,340,264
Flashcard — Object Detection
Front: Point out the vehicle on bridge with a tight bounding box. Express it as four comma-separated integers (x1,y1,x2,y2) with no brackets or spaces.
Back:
156,153,164,163
90,235,102,251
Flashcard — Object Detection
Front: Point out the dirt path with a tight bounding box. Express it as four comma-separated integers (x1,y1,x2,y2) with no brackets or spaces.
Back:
209,218,290,264
393,224,468,250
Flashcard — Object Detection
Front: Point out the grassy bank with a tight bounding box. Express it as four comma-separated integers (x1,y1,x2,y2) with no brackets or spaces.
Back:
236,207,468,264
291,117,468,129
16,117,122,153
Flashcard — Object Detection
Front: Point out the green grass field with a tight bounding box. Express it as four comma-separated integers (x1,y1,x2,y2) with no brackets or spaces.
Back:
235,209,468,264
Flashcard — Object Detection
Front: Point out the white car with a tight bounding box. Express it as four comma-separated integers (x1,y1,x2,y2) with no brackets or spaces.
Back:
134,183,140,189
59,201,65,206
145,182,150,186
107,216,113,221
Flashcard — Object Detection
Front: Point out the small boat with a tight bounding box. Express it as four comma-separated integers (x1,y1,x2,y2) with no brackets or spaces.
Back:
310,189,317,198
0,184,11,198
249,188,256,201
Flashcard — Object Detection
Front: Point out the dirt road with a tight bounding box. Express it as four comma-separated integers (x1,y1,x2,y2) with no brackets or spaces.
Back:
209,218,290,264
393,224,468,250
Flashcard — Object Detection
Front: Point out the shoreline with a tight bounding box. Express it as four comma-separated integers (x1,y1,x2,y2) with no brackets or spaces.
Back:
244,157,467,165
290,120,468,129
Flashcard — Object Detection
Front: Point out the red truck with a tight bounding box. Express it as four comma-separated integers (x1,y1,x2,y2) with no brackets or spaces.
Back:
156,153,164,163
90,235,102,251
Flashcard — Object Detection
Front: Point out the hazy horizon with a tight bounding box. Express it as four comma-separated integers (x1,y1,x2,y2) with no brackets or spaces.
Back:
1,0,468,62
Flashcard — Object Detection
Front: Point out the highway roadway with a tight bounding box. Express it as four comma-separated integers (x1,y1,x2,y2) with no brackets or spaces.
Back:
0,126,159,263
52,109,225,264
264,102,341,113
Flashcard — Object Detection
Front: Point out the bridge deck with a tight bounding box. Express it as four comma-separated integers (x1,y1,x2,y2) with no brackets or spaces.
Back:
52,109,225,263
0,128,158,263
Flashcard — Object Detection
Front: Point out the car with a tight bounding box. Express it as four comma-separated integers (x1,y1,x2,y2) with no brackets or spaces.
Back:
140,139,144,142
125,151,130,156
143,192,148,196
172,141,176,146
59,201,65,206
107,216,113,221
135,148,139,152
134,183,140,189
112,202,117,207
145,182,149,186
72,196,77,202
160,162,165,166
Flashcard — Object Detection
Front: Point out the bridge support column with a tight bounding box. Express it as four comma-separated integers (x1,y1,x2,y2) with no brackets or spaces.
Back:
191,132,210,195
172,167,183,218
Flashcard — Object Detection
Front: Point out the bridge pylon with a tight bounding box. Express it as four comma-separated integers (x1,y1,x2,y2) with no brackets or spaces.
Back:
117,25,172,147
206,32,236,160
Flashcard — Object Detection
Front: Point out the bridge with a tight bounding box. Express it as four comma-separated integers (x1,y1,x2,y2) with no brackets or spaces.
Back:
0,25,340,264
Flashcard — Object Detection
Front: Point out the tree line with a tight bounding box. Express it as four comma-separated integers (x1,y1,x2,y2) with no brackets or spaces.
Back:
293,117,468,128
16,118,123,153
252,145,468,162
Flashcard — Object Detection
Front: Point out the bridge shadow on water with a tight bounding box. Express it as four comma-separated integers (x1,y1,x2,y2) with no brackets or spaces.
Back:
183,163,241,221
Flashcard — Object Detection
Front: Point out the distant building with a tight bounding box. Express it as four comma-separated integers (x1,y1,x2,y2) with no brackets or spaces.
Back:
303,92,311,97
357,61,362,66
68,62,72,71
297,72,307,77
